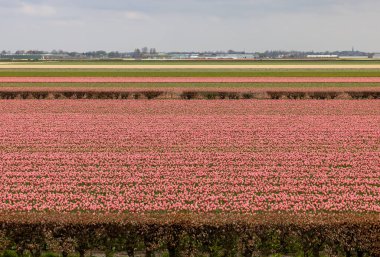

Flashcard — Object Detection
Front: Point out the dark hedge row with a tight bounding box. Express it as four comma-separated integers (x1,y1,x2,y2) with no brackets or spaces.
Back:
0,90,379,100
180,91,380,100
1,222,379,257
0,213,379,257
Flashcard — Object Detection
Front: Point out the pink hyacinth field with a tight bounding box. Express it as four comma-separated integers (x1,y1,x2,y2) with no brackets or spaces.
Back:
1,100,379,214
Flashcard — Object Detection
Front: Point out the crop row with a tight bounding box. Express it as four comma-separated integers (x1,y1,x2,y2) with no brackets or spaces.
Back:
2,77,380,83
2,69,380,78
0,100,379,213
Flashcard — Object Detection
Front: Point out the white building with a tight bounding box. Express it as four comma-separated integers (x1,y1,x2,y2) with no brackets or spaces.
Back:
339,56,369,59
307,55,338,58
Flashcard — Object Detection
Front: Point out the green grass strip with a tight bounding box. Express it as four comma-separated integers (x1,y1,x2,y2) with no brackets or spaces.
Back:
1,82,380,88
1,69,380,77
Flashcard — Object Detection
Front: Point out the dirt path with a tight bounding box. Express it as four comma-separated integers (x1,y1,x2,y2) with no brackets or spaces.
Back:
1,77,380,83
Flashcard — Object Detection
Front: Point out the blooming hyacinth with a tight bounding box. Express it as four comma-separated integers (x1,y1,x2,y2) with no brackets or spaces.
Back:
0,100,379,213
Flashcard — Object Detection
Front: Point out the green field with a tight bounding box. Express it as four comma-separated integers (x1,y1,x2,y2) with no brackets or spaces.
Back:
1,82,380,88
1,69,380,77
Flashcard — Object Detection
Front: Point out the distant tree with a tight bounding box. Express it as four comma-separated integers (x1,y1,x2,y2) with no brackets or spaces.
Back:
108,51,121,58
96,50,107,57
26,50,45,54
141,47,148,54
149,48,157,55
133,48,141,59
68,52,78,57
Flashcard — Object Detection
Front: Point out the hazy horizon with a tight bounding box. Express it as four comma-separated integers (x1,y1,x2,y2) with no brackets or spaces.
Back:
1,0,379,53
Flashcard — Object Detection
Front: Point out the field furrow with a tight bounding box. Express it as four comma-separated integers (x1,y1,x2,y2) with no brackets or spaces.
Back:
1,100,379,213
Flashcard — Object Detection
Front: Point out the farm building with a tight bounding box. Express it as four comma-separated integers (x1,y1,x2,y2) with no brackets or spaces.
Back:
166,53,257,60
0,53,43,60
306,54,338,58
339,56,369,59
212,53,257,59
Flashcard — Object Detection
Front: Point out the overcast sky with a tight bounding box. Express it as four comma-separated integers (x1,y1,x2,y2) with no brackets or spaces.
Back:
0,0,379,52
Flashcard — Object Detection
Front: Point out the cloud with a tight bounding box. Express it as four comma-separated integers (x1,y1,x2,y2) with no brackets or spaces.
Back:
208,16,222,23
20,2,56,17
0,0,379,52
124,11,150,21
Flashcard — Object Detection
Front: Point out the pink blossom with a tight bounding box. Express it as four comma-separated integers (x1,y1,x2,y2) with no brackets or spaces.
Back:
1,77,380,83
0,100,379,213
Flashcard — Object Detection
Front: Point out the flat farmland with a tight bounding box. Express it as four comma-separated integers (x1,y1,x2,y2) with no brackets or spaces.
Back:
1,66,379,99
1,82,379,88
2,68,380,77
1,100,379,213
1,61,380,256
2,77,380,83
2,59,380,68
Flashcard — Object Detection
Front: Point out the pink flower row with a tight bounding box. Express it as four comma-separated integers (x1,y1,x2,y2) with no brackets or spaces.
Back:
1,77,380,83
0,100,379,213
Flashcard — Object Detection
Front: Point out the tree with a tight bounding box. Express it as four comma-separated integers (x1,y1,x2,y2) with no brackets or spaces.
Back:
150,48,157,55
132,48,141,59
141,47,148,54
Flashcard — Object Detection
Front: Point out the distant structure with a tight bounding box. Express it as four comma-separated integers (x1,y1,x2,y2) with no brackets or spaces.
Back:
166,52,257,60
0,53,43,60
0,48,374,61
339,55,369,59
306,54,338,58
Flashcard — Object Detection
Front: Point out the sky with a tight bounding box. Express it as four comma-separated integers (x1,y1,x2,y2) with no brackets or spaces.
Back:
0,0,379,52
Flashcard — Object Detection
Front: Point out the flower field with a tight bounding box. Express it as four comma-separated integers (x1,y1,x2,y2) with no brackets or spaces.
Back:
0,99,379,256
0,100,379,213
